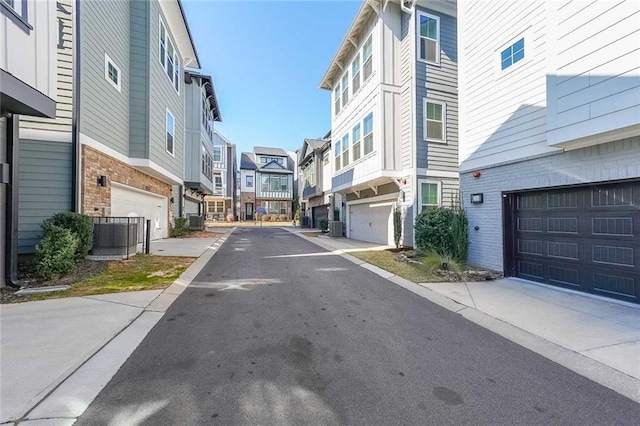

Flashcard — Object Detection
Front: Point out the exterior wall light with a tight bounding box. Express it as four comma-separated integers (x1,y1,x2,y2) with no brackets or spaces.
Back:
97,175,107,187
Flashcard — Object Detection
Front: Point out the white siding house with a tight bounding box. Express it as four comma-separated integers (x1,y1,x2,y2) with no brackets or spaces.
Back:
459,0,640,303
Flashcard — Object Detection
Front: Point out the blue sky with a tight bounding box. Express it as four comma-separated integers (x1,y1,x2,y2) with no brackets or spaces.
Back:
182,0,361,158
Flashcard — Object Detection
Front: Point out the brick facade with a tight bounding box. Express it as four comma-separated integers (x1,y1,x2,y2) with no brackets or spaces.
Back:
81,145,172,218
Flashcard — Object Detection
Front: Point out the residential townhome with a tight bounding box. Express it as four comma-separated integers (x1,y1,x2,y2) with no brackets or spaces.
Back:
459,0,640,303
204,130,237,221
78,0,199,240
174,71,221,219
16,0,73,258
319,0,458,246
239,147,294,221
1,0,57,287
298,135,342,229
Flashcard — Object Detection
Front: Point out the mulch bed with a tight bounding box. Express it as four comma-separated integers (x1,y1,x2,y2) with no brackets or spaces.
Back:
182,230,225,238
395,250,503,282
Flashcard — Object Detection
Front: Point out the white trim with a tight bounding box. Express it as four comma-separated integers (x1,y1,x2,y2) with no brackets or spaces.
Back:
418,179,441,211
416,11,440,65
80,133,183,185
165,108,175,157
104,53,122,93
417,168,458,179
347,193,398,206
423,98,446,143
19,128,72,143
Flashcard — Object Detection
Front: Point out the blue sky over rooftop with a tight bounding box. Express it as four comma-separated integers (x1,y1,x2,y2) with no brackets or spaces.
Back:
182,0,362,156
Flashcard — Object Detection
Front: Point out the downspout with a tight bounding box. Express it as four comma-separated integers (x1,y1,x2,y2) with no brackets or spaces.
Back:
72,0,81,212
4,114,21,288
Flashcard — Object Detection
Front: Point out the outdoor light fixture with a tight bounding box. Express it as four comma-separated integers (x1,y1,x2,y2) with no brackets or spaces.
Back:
473,171,481,178
97,175,107,187
470,193,484,204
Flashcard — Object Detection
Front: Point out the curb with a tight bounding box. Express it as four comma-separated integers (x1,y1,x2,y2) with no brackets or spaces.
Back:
17,229,235,424
288,229,640,403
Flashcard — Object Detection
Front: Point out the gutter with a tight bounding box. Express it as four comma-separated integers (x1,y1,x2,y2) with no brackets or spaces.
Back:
4,114,21,288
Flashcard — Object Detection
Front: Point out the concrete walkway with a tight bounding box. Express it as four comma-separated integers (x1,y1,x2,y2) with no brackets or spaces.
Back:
0,230,233,425
288,228,640,402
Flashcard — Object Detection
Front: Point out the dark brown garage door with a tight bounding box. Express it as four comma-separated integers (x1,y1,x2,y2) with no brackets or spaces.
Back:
312,205,329,229
505,181,640,304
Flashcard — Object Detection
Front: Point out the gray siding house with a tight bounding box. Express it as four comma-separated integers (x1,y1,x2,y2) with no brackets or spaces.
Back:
1,0,57,286
298,137,332,229
78,0,200,240
319,0,458,246
203,131,237,221
174,71,222,218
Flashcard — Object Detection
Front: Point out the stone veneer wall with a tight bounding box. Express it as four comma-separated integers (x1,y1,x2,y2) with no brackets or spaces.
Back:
81,145,172,218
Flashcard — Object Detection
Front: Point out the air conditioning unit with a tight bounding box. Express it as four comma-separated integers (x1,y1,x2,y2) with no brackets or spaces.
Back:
329,221,343,237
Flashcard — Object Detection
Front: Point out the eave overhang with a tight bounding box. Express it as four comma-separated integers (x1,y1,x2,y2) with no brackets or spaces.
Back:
160,0,201,69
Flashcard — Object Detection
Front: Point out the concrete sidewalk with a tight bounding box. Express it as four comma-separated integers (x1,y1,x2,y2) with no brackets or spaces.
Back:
0,230,233,425
288,228,640,402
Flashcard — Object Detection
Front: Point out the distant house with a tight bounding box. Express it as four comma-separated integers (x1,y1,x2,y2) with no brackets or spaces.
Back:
203,131,237,221
298,136,338,229
319,0,459,245
175,71,222,219
239,147,294,221
459,1,640,303
1,0,58,286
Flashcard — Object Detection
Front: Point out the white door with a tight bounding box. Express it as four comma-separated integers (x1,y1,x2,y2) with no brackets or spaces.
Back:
349,201,393,245
111,183,168,240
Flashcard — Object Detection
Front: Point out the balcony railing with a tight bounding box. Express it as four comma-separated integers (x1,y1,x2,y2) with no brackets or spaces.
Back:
257,188,292,199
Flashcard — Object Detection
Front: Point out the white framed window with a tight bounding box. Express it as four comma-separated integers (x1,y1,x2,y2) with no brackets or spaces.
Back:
334,83,341,116
323,152,329,165
341,72,349,107
214,173,223,191
207,201,224,213
166,109,175,156
417,11,439,64
1,0,31,33
334,139,341,171
423,99,446,142
341,134,350,167
159,17,180,94
213,146,222,162
501,38,524,70
363,112,374,155
104,53,121,92
419,181,441,211
246,175,253,187
362,36,373,81
352,123,361,161
352,53,361,94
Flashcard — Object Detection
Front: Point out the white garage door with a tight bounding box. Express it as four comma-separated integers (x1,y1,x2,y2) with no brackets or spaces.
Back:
111,183,168,240
349,201,393,245
184,198,200,215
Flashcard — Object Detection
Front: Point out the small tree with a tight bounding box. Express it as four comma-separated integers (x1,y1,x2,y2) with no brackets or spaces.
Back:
42,212,93,261
172,217,189,237
319,218,329,233
34,225,78,279
393,206,402,249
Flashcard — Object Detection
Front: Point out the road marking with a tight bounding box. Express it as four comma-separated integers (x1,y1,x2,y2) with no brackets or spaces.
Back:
190,278,282,291
315,267,349,272
262,251,342,259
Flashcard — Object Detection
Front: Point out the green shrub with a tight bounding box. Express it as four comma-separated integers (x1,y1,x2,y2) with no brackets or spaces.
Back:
319,218,329,232
172,217,189,237
414,206,468,262
43,212,93,260
34,225,78,279
393,206,402,249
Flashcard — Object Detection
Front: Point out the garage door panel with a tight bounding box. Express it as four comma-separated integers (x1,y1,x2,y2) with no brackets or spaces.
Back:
111,184,168,241
349,202,392,245
510,181,640,304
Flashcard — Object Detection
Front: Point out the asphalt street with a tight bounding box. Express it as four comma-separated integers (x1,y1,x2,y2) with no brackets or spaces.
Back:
77,228,640,425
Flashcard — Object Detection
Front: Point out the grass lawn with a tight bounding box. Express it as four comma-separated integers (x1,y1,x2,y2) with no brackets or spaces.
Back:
350,250,444,283
8,255,195,303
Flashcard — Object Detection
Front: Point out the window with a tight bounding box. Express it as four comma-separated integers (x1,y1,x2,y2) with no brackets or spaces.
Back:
1,0,31,33
363,113,373,155
260,156,284,165
261,175,288,192
260,201,287,215
166,109,175,155
334,83,341,115
213,146,222,162
352,53,361,93
342,134,349,167
201,144,213,180
420,182,440,211
501,38,524,70
341,72,349,107
159,18,180,94
352,124,361,161
362,36,373,80
208,201,224,213
104,53,121,92
303,162,315,186
323,152,329,165
246,175,253,187
334,139,341,171
214,174,223,191
418,12,439,63
424,99,445,142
